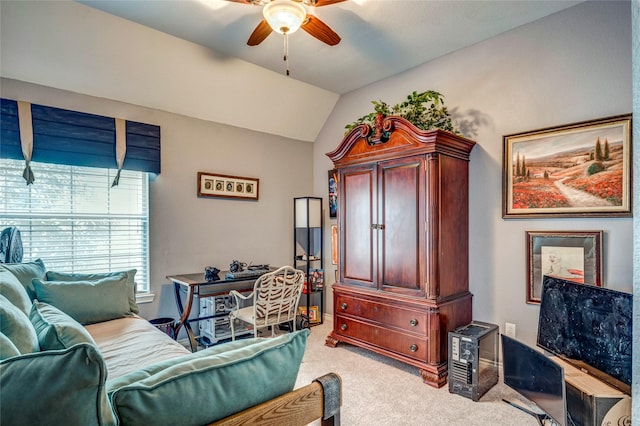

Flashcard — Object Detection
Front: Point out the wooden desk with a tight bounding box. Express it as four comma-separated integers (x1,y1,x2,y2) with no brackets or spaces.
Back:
167,271,266,351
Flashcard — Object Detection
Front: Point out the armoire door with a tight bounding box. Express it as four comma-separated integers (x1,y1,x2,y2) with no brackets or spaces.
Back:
339,164,377,289
377,156,426,296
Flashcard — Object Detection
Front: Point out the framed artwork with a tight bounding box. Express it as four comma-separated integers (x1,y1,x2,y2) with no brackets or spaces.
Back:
309,268,324,291
331,224,338,265
526,230,603,304
503,114,632,218
328,169,338,218
197,172,259,200
298,306,320,324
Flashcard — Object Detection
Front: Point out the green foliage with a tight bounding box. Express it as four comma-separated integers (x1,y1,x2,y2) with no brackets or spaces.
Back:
594,137,603,161
588,161,605,175
344,90,459,134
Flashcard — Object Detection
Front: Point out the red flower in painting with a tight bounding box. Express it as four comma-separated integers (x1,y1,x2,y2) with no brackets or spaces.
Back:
512,179,570,209
564,170,623,205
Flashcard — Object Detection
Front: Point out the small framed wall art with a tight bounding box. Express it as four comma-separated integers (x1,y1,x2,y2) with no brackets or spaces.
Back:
503,114,632,218
525,230,603,304
197,172,259,200
328,169,338,218
331,224,338,265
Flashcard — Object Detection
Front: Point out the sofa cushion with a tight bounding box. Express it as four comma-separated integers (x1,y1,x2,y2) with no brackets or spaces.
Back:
46,269,138,314
30,302,97,350
0,332,20,360
32,273,133,325
108,329,309,426
0,269,32,315
106,333,292,390
0,259,46,301
86,316,189,380
0,295,39,354
0,343,116,426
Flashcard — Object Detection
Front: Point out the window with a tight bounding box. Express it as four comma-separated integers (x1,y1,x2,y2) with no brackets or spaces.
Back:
0,159,149,292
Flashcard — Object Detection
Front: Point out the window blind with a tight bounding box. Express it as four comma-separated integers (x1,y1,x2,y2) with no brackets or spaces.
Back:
0,159,149,291
0,98,160,174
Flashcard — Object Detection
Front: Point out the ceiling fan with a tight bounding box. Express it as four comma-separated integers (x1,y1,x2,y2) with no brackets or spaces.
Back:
229,0,345,46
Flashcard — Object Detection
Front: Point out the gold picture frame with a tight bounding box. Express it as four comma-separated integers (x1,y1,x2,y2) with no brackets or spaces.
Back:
197,172,259,200
298,306,320,324
503,114,632,218
331,224,338,265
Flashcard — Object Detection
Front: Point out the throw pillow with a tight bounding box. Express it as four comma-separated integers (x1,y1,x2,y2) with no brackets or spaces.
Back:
0,269,33,315
30,302,97,350
109,329,309,426
0,295,39,354
0,259,46,301
0,343,116,426
33,273,133,325
0,332,20,360
46,269,138,314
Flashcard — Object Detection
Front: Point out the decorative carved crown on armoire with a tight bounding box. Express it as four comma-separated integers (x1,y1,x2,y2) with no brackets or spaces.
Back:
325,115,476,388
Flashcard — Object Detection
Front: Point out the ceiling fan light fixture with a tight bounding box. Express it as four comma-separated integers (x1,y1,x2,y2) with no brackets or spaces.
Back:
263,0,307,35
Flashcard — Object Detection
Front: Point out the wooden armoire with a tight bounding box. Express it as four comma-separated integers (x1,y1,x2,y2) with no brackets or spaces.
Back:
325,115,476,388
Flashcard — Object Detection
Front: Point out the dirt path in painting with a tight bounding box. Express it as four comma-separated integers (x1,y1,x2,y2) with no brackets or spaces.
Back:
554,179,613,207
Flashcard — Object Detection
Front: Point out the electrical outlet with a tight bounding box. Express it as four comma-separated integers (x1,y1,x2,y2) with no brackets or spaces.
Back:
505,322,516,338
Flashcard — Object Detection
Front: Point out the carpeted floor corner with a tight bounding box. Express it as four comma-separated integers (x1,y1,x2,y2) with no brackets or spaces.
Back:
295,319,541,426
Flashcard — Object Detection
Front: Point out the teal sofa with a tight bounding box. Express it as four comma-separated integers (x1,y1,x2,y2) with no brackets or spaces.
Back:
0,260,341,426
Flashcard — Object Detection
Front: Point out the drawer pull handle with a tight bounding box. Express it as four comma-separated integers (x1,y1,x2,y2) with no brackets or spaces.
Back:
340,324,347,331
410,344,418,352
341,303,347,310
409,319,418,327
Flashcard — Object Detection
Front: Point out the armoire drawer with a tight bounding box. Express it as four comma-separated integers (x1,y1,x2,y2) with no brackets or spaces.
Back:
334,315,429,362
335,293,429,334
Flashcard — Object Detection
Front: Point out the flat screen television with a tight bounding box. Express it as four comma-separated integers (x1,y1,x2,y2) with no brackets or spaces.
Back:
537,275,632,394
502,334,567,426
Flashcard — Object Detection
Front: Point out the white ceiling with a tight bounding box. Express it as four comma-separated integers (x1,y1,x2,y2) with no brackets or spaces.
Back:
78,0,582,95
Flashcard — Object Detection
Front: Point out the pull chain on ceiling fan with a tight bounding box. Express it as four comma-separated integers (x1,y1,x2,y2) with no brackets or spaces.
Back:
230,0,345,76
263,0,306,75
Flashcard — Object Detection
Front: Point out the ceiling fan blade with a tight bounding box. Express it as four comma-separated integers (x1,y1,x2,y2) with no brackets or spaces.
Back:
312,0,347,7
247,19,273,46
301,15,341,46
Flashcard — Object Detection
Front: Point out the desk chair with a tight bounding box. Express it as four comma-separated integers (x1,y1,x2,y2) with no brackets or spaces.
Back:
229,266,305,340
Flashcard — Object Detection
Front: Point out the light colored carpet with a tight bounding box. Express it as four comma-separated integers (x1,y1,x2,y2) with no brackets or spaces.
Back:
294,319,541,426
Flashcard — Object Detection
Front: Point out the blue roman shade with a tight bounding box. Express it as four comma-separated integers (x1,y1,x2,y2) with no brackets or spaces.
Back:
0,98,160,174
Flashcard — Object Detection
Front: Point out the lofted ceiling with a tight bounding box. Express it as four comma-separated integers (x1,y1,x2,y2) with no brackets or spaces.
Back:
79,0,582,95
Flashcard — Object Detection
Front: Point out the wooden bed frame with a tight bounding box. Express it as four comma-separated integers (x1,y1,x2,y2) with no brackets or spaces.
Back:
211,373,342,426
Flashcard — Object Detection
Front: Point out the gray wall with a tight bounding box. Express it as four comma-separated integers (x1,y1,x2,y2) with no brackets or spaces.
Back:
1,0,635,397
314,1,633,346
0,78,314,321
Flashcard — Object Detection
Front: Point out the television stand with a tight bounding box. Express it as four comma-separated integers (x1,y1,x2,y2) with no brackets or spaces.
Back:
501,399,549,426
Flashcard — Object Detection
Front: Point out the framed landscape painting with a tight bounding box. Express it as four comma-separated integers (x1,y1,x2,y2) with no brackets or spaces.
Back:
503,114,632,218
